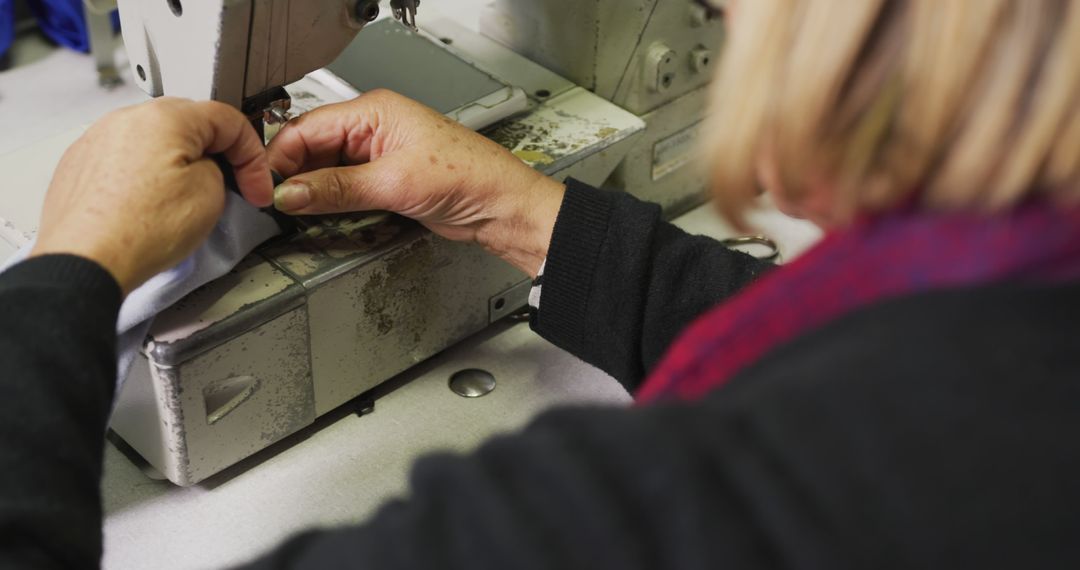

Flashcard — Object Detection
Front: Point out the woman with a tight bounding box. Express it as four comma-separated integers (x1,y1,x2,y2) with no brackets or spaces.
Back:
3,0,1078,567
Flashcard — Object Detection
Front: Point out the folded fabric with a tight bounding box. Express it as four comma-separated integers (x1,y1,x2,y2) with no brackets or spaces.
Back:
2,193,281,394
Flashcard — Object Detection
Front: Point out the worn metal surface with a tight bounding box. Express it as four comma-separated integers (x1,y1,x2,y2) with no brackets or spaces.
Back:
109,30,645,485
479,0,724,215
481,0,724,115
305,233,522,415
174,306,313,485
484,86,643,174
608,86,712,216
111,256,314,485
145,255,305,365
259,213,412,289
113,305,314,486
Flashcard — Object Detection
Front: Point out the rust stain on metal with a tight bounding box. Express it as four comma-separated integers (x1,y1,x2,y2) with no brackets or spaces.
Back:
482,103,627,170
513,150,556,165
355,236,436,344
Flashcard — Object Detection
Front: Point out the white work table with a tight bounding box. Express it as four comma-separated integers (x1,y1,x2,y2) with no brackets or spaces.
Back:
0,8,822,568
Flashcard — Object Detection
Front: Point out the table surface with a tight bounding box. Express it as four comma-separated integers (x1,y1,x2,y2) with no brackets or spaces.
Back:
0,5,823,568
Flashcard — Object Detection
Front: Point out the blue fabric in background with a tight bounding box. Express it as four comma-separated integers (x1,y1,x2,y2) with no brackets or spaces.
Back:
0,0,121,59
27,0,90,52
0,0,14,59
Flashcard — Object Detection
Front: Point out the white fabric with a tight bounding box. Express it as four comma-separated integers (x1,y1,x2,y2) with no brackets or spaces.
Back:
528,259,546,310
1,193,281,392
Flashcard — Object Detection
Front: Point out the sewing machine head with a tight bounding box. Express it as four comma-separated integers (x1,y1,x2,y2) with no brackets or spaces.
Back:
105,0,718,487
116,0,419,125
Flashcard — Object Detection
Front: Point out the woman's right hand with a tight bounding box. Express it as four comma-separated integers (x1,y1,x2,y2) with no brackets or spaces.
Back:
265,89,565,276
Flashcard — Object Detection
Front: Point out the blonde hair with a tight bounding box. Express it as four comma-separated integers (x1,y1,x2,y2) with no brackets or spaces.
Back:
705,0,1080,226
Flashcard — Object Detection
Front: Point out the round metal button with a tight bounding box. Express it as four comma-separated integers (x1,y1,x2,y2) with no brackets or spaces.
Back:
449,369,497,398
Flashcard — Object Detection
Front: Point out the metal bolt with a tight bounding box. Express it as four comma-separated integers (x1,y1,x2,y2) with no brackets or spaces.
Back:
646,43,678,93
449,369,496,398
691,47,713,74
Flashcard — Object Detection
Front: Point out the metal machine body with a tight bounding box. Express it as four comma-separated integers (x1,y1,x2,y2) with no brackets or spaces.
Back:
482,0,724,214
117,0,366,111
108,1,721,486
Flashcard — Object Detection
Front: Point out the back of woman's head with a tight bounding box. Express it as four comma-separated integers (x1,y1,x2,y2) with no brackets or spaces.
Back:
706,0,1080,226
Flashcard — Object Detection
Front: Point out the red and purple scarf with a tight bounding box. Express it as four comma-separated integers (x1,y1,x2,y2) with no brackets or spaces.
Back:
638,199,1080,404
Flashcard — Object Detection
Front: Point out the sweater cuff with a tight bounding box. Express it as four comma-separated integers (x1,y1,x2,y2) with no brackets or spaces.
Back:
531,179,615,350
1,255,123,317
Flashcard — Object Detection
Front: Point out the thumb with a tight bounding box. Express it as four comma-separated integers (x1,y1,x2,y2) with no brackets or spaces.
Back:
274,157,411,215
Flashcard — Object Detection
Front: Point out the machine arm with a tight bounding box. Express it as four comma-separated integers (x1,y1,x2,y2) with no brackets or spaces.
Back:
117,0,419,116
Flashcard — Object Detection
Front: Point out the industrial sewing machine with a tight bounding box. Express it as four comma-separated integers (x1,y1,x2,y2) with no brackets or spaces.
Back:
107,0,724,486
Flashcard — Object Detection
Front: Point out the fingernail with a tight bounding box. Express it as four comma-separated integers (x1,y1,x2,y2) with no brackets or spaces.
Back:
274,182,311,212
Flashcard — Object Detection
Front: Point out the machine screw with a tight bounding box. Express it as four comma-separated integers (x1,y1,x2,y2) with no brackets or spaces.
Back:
691,47,713,74
355,0,381,22
646,43,678,93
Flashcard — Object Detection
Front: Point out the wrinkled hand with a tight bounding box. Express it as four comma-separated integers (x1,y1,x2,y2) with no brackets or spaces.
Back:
31,98,273,295
266,89,564,276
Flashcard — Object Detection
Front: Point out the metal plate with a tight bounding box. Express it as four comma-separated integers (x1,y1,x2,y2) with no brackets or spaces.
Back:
328,19,508,114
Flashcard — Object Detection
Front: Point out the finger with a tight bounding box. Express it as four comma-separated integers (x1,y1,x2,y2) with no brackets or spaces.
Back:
273,155,413,216
266,99,378,178
190,101,274,208
186,157,232,221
